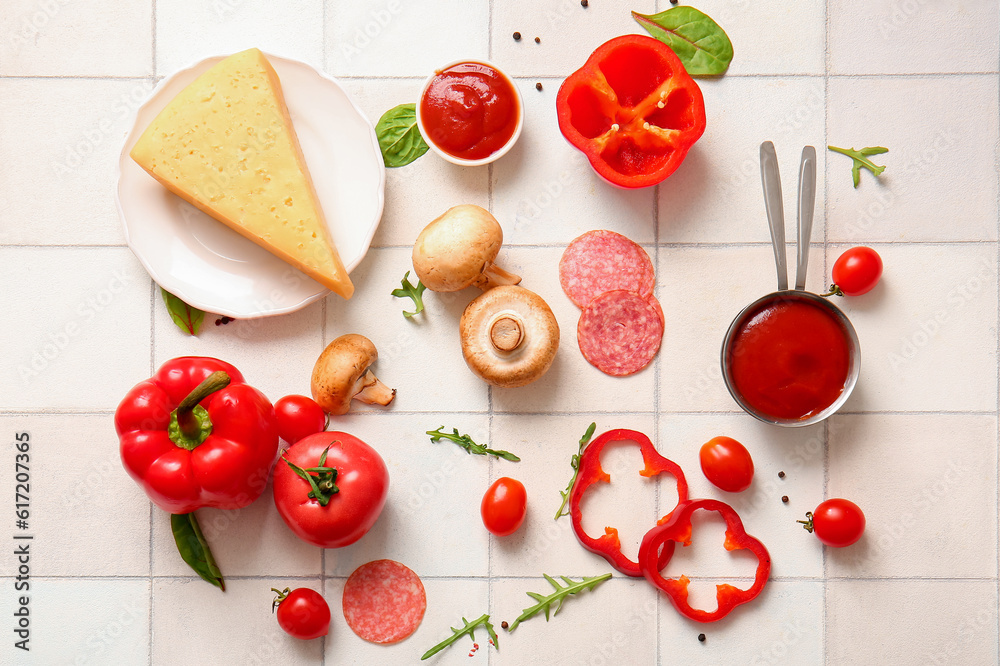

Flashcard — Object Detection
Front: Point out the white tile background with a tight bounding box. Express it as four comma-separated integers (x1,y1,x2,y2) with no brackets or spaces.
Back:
1,0,998,664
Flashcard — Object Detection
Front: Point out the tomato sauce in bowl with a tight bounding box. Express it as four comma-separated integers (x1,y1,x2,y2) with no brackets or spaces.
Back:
723,293,858,424
417,60,522,165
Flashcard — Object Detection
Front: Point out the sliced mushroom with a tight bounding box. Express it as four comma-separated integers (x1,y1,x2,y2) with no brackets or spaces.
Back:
311,334,396,415
459,285,559,388
412,204,521,292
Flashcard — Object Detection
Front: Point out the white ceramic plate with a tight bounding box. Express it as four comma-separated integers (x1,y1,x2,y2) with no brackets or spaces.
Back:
116,53,386,318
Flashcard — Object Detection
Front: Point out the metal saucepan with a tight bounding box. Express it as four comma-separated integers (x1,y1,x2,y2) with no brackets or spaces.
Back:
720,142,861,427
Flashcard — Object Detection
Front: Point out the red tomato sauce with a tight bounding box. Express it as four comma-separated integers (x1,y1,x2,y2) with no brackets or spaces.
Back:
420,62,519,161
728,298,850,421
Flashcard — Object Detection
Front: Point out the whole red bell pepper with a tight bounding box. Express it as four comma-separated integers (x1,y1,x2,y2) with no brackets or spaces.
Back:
115,357,279,514
569,428,688,576
638,498,771,623
556,34,706,189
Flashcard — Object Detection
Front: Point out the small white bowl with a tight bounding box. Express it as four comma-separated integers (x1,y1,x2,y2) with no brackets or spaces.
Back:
416,59,524,167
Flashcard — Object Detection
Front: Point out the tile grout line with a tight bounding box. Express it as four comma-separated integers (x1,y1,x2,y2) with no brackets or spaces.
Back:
823,2,830,663
487,4,495,663
995,30,1000,654
149,1,157,659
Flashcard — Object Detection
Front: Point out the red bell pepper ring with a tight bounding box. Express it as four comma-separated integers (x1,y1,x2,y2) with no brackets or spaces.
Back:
638,498,771,623
569,428,688,577
556,34,707,189
115,357,279,514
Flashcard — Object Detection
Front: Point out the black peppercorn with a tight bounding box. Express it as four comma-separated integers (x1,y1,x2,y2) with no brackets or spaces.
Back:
513,32,521,41
698,633,706,642
778,471,786,479
535,82,543,91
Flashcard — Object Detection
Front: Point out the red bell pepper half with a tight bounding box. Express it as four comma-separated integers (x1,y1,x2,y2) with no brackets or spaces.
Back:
638,498,771,623
115,356,279,514
569,428,688,577
556,34,706,189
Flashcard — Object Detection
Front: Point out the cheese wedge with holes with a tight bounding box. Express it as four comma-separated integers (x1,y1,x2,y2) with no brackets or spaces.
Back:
130,48,353,299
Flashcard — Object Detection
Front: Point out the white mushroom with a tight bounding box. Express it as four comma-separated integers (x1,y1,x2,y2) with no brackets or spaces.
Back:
412,204,521,292
459,285,560,388
311,334,396,415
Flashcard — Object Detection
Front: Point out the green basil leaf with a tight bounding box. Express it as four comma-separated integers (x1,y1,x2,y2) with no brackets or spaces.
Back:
376,103,430,168
632,7,734,76
161,287,205,336
171,512,225,591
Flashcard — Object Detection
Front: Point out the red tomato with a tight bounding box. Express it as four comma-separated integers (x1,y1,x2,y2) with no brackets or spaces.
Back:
831,247,883,296
275,395,327,444
273,432,389,548
272,587,330,640
802,498,865,547
699,436,754,492
481,477,527,536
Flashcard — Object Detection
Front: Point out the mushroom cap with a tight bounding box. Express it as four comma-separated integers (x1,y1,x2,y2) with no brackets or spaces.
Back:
412,204,504,292
459,285,560,388
311,334,378,415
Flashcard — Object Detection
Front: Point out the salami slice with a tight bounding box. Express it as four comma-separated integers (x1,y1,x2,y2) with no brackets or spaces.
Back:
342,559,426,644
559,230,655,309
578,290,664,376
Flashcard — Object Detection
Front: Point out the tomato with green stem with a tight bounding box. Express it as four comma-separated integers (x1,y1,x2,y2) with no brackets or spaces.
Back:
275,395,328,444
272,587,330,640
699,436,754,493
799,498,865,547
481,477,527,536
823,247,883,297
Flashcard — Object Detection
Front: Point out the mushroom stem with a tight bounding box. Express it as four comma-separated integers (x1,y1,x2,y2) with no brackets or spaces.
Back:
490,315,524,352
355,370,396,406
474,262,522,291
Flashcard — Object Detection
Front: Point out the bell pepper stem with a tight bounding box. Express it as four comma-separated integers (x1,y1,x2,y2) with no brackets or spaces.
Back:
169,371,231,450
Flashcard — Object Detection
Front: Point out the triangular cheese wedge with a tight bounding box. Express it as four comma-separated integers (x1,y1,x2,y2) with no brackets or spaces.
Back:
130,48,353,299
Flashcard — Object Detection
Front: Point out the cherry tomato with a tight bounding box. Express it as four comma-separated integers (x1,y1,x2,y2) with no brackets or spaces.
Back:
831,247,883,296
272,587,330,640
699,436,754,493
800,498,865,547
481,477,527,536
275,395,327,444
273,432,389,548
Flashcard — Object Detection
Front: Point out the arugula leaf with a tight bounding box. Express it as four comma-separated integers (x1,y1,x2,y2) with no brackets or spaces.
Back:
555,422,596,520
421,613,498,660
170,512,224,590
426,426,521,462
828,145,889,188
632,7,734,76
376,103,430,168
507,573,612,632
161,287,205,336
391,271,427,318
